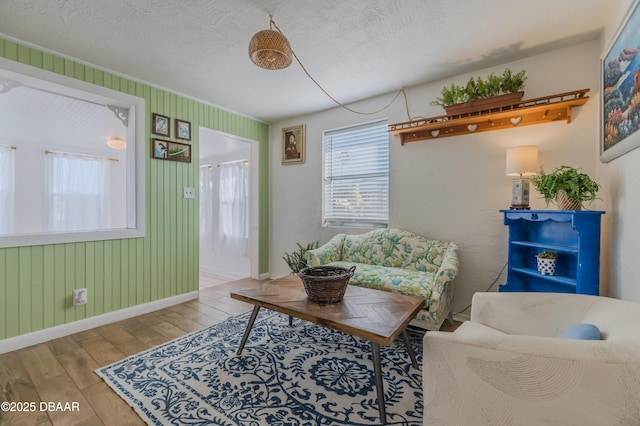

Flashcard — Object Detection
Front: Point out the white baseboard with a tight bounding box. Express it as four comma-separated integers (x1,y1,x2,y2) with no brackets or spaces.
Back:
452,312,470,323
0,292,199,354
199,266,270,282
200,266,248,280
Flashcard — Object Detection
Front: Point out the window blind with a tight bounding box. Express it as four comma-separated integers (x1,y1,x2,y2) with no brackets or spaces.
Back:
322,120,389,227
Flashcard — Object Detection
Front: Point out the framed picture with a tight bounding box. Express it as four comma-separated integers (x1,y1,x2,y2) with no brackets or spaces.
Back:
152,113,170,136
152,139,191,163
282,124,305,164
175,118,191,141
152,139,169,159
601,0,640,162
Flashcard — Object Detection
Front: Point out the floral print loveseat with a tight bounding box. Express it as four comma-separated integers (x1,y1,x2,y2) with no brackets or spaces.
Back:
306,228,459,330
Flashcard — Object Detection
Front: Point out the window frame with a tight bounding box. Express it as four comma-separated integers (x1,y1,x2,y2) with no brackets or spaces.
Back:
0,57,145,248
322,119,389,228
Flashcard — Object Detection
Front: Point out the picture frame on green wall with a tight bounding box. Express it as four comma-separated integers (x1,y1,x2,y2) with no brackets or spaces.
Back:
152,113,170,136
152,138,191,163
175,118,191,141
152,138,168,159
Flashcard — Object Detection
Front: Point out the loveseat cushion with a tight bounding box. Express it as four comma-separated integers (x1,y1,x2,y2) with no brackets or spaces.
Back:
326,261,434,303
340,228,446,274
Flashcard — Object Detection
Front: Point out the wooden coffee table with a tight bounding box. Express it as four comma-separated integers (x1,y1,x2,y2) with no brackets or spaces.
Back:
230,275,424,424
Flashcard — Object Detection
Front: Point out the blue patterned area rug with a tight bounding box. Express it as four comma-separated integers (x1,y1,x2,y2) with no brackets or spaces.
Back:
96,309,424,425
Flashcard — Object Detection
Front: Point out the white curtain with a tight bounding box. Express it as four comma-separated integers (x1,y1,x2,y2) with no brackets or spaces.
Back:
0,145,15,235
217,160,249,256
199,166,216,251
44,151,110,232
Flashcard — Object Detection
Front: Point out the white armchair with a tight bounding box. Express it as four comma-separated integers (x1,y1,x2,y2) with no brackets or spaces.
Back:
423,292,640,425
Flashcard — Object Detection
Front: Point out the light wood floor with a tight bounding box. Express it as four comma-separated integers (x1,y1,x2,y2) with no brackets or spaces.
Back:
0,273,460,425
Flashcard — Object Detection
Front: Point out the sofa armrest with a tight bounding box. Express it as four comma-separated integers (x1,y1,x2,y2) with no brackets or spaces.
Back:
306,234,346,266
434,242,460,287
427,242,459,313
470,292,601,337
423,329,640,425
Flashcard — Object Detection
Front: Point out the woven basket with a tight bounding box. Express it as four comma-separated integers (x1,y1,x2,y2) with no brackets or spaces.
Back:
298,266,356,304
557,190,581,211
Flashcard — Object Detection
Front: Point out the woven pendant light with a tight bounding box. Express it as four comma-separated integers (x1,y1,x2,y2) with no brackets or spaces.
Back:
248,19,292,70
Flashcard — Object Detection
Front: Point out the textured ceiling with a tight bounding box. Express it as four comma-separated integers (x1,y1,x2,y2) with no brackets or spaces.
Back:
0,0,626,123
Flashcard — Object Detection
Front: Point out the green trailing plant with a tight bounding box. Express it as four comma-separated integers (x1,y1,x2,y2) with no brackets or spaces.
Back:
282,241,319,273
536,250,557,260
431,68,527,108
531,165,600,208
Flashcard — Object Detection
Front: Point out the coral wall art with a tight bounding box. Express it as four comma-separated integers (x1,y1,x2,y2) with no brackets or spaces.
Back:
601,0,640,162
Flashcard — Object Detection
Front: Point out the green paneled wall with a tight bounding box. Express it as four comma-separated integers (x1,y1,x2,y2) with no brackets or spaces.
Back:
0,38,270,341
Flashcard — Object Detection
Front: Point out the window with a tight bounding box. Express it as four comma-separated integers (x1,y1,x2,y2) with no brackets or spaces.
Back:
199,161,250,256
322,120,389,228
0,57,145,248
45,151,110,232
218,160,249,255
0,145,15,234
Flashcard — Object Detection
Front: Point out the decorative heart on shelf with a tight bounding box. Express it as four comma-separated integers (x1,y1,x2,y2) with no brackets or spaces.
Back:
431,130,440,137
510,117,522,126
467,124,478,132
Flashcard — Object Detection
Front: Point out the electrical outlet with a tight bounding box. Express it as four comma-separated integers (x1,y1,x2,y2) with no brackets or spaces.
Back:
183,187,195,199
73,288,87,306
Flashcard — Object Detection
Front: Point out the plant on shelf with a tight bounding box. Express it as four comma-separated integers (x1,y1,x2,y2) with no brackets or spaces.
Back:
499,68,528,94
282,241,319,274
430,68,527,109
536,250,557,260
531,165,600,210
535,250,557,276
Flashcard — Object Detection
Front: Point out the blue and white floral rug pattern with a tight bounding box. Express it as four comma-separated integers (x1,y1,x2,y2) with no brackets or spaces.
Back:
96,309,424,425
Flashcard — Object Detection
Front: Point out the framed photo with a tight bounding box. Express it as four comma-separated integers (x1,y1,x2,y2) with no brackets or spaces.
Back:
175,118,191,141
282,124,305,164
152,139,169,159
152,139,192,163
601,0,640,162
152,113,170,137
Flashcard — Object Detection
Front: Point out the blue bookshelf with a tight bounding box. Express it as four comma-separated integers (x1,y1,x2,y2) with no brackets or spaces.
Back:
499,210,604,295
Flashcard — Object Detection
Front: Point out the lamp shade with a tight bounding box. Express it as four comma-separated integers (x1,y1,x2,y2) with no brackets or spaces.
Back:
248,29,292,70
506,145,538,177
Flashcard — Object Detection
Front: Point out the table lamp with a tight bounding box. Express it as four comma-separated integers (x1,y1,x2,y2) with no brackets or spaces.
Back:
506,145,538,209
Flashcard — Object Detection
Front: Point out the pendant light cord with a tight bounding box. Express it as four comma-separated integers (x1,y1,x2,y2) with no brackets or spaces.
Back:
269,18,413,120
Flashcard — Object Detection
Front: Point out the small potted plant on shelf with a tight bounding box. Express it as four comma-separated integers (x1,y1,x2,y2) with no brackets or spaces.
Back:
531,165,600,210
282,241,318,274
431,68,527,115
536,250,557,276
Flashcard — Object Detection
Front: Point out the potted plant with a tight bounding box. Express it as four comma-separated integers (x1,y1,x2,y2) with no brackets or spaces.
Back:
535,250,557,276
282,241,318,273
531,165,600,210
431,68,527,115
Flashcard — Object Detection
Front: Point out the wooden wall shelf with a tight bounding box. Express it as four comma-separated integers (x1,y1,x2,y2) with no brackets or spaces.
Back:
389,89,589,145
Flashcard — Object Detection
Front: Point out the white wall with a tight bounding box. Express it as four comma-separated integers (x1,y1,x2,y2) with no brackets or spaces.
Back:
597,0,640,302
270,39,606,317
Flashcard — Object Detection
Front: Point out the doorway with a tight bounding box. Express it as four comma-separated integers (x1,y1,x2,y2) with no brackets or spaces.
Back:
198,128,259,285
